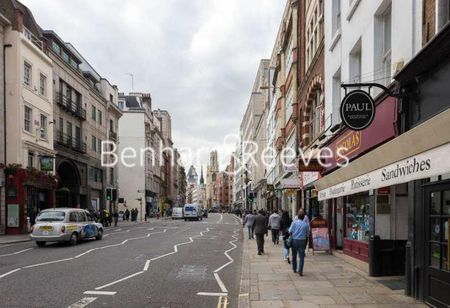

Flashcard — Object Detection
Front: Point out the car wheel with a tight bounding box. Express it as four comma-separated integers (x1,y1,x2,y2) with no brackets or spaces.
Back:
96,228,103,240
69,232,78,246
184,218,187,221
36,241,46,247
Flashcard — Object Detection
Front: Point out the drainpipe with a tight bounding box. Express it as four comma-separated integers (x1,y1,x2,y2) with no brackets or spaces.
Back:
3,44,11,166
3,44,11,232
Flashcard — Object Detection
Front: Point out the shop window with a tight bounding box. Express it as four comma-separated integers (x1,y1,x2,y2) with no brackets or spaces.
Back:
345,193,370,241
428,189,450,271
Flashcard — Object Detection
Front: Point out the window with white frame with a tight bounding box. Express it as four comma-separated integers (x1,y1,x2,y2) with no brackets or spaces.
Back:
305,2,323,71
91,135,97,152
332,0,341,35
285,86,293,122
23,61,32,86
382,6,392,85
309,89,322,141
40,114,47,139
284,38,293,76
24,105,32,132
39,73,47,96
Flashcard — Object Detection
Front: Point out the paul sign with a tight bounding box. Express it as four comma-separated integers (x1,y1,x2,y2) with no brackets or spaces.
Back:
340,90,375,131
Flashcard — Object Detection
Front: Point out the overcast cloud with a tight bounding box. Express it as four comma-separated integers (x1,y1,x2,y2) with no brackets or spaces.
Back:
21,0,284,171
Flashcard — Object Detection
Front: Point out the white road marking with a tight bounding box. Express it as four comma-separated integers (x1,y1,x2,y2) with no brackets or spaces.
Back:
83,291,116,295
0,248,33,257
67,297,97,308
0,242,30,249
197,292,228,297
0,268,21,278
214,273,228,293
0,228,170,280
211,228,240,295
91,228,211,293
95,271,145,290
238,293,249,297
23,257,74,268
217,214,223,224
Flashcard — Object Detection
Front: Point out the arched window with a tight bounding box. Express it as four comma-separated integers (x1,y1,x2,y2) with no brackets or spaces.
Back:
212,173,216,182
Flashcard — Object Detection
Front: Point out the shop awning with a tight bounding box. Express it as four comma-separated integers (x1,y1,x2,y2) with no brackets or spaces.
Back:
316,108,450,200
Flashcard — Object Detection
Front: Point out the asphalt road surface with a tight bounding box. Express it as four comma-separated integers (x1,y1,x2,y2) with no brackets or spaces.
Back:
0,213,243,308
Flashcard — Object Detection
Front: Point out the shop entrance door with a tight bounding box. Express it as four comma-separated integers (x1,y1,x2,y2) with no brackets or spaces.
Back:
424,184,450,308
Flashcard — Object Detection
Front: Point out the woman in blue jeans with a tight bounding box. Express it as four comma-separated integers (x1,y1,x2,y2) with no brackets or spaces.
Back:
288,209,309,276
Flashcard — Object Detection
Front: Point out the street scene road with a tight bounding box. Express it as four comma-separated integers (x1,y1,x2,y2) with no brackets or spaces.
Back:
0,214,242,308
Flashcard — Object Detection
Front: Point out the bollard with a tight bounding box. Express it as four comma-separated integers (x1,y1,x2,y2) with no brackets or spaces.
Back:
405,241,412,296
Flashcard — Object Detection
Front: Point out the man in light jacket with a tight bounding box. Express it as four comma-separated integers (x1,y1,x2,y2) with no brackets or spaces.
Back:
268,211,281,244
244,211,256,239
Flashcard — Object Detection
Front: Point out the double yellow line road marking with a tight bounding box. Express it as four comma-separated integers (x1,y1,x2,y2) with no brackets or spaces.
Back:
217,295,229,308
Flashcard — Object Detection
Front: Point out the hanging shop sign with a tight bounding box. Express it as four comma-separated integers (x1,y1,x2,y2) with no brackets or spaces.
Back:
300,172,321,189
340,90,376,131
322,96,397,173
318,142,450,201
40,156,54,171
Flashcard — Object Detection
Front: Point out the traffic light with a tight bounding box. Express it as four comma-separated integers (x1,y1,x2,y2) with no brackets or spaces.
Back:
106,187,113,201
112,188,117,201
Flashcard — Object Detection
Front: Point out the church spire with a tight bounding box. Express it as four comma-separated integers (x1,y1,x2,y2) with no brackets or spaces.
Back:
199,165,204,185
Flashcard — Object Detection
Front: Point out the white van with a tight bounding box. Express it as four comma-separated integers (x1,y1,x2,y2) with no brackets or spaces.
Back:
172,207,184,220
183,204,203,221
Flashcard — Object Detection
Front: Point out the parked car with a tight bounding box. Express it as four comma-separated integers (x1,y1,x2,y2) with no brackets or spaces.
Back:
183,204,203,221
172,207,184,219
30,208,104,247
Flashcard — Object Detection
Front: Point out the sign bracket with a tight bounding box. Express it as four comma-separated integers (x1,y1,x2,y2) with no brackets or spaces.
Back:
341,82,402,98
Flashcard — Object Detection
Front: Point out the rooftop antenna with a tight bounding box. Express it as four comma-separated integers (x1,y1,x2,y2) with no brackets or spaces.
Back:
125,73,134,92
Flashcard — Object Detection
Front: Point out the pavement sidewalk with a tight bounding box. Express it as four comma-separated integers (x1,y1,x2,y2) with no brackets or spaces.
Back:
0,220,151,245
238,233,427,308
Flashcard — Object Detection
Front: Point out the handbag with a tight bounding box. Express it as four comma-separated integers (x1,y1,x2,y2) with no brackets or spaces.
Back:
284,236,293,249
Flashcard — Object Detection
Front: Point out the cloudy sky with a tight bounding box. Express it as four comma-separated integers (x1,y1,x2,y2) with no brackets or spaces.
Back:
22,0,284,171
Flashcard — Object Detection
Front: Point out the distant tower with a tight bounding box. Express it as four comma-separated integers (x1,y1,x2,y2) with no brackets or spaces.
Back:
206,150,219,208
199,165,204,186
187,165,198,185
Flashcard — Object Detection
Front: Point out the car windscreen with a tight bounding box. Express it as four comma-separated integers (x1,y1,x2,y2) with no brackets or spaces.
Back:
184,206,194,212
36,211,66,222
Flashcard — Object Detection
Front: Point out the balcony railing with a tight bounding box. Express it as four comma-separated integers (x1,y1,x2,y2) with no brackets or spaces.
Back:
55,92,86,120
23,27,43,51
55,130,86,154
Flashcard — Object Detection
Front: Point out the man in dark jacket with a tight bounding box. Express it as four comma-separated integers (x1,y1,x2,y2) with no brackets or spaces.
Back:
254,210,268,255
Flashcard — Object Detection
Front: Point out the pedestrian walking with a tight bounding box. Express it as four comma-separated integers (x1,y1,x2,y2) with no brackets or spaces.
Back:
254,210,268,255
280,210,292,263
113,210,119,227
268,210,281,244
125,209,130,221
289,209,310,276
243,211,256,239
135,208,139,221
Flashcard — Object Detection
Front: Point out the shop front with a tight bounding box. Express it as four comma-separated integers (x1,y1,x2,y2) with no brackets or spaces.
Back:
3,165,57,234
317,92,397,261
317,104,450,303
393,24,450,307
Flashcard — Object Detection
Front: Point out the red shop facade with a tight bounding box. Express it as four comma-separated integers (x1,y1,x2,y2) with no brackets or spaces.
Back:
2,165,57,234
319,93,397,262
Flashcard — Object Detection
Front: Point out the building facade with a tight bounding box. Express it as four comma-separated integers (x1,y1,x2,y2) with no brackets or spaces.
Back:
2,1,55,234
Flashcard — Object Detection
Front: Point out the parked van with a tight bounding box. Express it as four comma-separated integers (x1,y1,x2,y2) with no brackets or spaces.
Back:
183,204,203,221
172,207,184,219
